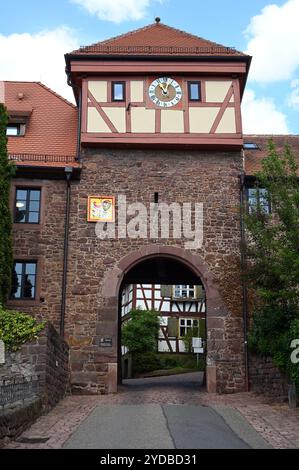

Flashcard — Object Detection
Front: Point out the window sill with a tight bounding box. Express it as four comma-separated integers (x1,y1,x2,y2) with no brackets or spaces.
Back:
6,299,42,307
172,297,197,301
13,223,42,230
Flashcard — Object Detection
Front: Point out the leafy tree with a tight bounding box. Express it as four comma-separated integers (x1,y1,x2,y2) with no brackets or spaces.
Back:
0,104,15,304
122,308,160,353
245,139,299,387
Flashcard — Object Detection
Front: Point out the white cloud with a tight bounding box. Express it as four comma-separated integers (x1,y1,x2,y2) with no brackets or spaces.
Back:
71,0,162,23
287,78,299,109
245,0,299,82
0,27,79,103
242,89,289,134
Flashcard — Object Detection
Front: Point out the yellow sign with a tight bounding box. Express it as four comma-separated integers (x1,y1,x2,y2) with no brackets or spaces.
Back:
87,196,115,222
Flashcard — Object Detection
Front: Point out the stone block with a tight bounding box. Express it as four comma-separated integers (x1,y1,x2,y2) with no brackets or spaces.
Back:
206,365,217,393
108,363,118,393
0,340,5,365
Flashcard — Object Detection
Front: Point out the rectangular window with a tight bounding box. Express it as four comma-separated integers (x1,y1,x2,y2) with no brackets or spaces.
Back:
6,124,21,136
188,82,201,102
112,82,125,102
10,261,37,300
247,188,270,214
174,285,195,299
179,318,199,337
14,188,41,224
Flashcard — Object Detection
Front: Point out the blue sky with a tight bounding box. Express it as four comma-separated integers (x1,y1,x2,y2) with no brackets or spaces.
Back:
1,0,299,134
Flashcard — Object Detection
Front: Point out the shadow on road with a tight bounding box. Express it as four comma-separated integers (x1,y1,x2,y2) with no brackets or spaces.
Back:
120,371,205,391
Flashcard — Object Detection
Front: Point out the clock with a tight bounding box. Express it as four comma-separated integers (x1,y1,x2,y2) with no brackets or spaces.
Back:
148,77,182,108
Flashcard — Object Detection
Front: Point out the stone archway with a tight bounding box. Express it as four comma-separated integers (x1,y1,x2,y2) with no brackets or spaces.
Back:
101,245,228,393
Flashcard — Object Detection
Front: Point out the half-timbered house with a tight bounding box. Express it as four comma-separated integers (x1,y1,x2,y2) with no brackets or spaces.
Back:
121,284,206,354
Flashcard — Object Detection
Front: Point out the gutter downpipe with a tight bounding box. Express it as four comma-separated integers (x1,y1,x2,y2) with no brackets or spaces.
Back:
60,167,73,338
60,65,82,337
240,170,250,392
66,62,82,163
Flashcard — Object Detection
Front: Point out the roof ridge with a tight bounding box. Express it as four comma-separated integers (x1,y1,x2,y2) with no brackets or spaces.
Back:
71,23,155,53
4,80,77,109
72,21,245,55
154,23,240,53
37,82,77,109
4,80,40,84
99,22,156,46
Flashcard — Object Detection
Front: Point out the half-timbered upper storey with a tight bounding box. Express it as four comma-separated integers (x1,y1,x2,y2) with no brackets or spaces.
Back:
65,21,251,150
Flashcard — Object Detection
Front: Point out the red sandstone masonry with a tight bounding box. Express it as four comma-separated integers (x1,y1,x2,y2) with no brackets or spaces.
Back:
65,148,245,394
9,148,245,394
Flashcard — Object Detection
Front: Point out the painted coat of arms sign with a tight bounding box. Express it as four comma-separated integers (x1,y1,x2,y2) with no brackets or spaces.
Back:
87,196,115,222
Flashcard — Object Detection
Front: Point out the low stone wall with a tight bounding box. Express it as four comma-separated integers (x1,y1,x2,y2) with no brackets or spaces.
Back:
249,354,289,400
0,399,42,448
0,322,69,445
1,322,69,409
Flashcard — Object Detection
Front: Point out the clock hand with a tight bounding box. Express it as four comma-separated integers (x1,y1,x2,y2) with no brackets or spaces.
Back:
165,78,171,92
158,82,167,94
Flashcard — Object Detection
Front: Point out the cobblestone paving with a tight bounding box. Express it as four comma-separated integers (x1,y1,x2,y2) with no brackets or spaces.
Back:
4,373,299,449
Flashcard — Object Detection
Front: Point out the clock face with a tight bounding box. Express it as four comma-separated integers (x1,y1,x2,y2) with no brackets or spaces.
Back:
148,77,183,108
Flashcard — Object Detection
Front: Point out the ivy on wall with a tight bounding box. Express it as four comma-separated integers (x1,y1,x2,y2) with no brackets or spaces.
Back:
0,104,15,304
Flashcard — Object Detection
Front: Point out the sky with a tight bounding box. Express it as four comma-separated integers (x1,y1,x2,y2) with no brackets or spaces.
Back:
0,0,298,135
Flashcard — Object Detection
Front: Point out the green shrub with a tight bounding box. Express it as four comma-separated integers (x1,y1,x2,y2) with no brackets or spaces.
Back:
132,351,162,374
132,352,205,375
0,305,45,351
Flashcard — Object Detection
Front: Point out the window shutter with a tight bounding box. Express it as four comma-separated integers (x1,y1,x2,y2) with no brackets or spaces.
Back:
161,284,172,298
195,285,205,300
168,317,178,338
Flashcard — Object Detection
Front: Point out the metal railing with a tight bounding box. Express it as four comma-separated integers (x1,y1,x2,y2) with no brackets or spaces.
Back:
0,376,39,408
8,154,77,164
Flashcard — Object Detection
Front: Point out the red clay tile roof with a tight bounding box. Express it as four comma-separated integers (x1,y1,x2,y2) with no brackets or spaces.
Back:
2,81,78,167
70,22,246,57
244,135,299,176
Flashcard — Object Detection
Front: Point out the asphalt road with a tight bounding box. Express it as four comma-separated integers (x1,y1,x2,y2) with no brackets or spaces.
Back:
63,373,270,449
64,404,256,449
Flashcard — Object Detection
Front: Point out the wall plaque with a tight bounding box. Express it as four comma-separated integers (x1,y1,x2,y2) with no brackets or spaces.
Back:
100,337,113,348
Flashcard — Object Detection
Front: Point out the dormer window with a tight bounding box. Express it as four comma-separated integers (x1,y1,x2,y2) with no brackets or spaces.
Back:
243,143,260,150
112,82,125,102
6,123,26,137
6,124,21,136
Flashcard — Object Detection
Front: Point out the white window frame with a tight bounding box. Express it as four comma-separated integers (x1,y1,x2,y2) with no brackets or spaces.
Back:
173,284,196,299
179,318,199,337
